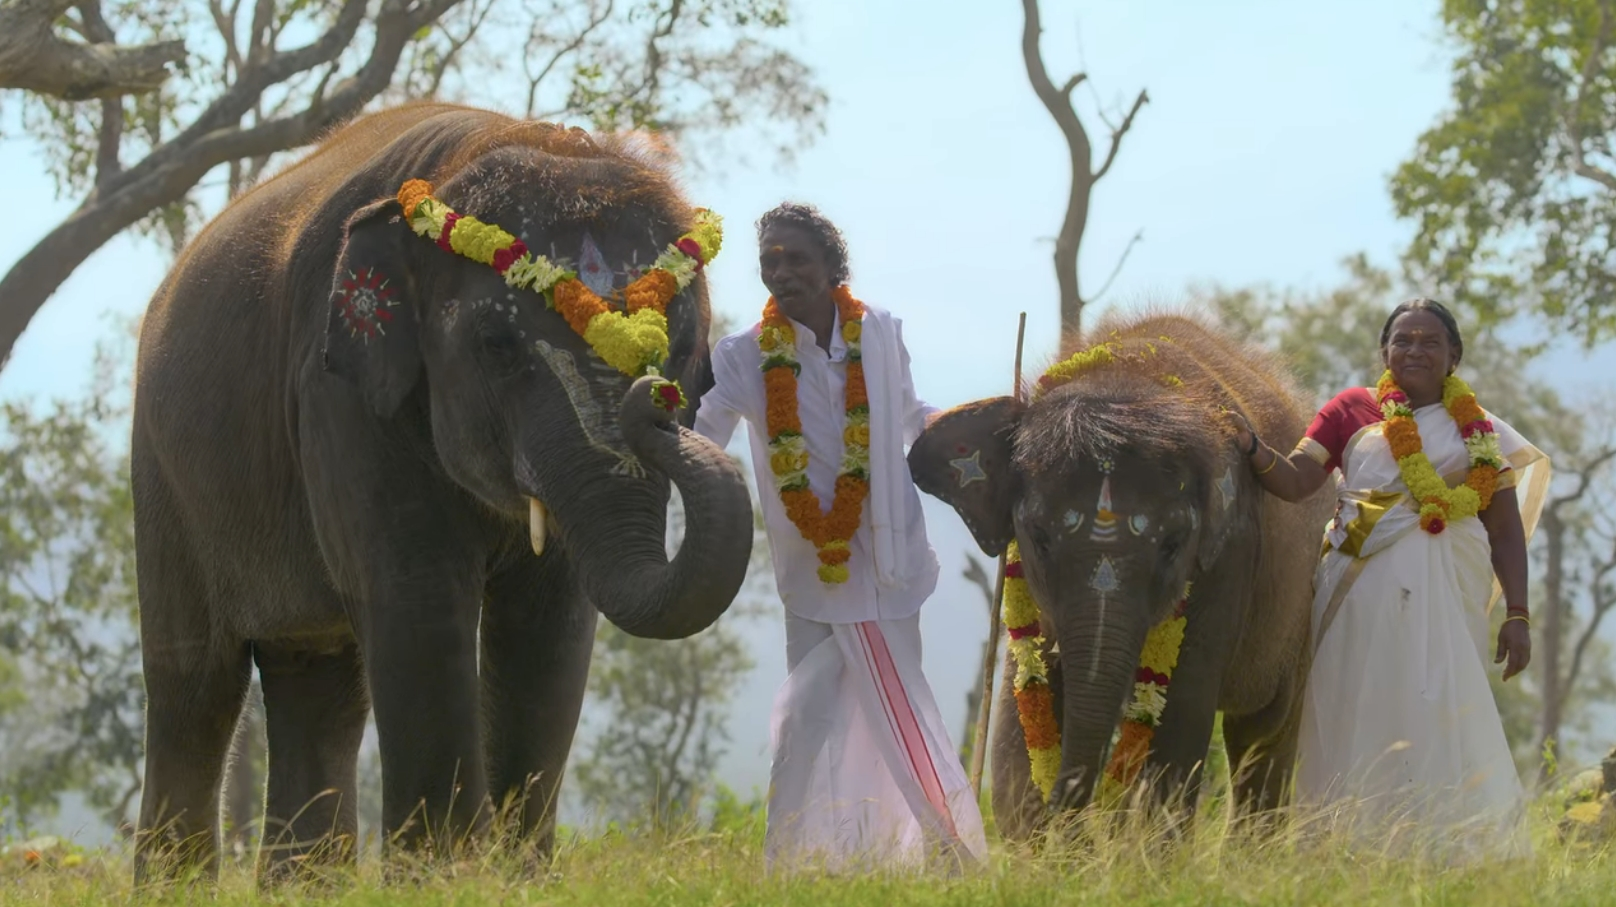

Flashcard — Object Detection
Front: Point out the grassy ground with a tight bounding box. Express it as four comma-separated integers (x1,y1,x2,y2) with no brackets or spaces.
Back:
2,798,1613,906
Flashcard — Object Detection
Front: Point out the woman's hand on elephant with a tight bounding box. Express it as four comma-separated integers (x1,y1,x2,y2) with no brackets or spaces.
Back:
1222,408,1257,459
1495,617,1531,682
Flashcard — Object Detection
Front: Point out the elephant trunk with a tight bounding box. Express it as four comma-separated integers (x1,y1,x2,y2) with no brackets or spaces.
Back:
548,376,753,640
1052,607,1149,812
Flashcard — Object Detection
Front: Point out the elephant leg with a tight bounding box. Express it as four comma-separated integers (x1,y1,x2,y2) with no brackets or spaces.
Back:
1145,618,1232,815
990,641,1060,843
134,642,254,886
360,574,490,857
254,641,370,883
132,463,254,886
1222,672,1305,821
479,550,595,860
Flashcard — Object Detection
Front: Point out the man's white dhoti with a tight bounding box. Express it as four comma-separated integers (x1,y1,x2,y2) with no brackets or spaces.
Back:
766,613,988,873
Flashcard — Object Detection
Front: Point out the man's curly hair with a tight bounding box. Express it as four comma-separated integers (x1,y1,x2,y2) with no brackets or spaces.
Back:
756,202,851,286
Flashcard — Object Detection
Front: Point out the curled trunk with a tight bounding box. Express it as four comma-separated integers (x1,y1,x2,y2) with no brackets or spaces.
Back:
549,376,753,640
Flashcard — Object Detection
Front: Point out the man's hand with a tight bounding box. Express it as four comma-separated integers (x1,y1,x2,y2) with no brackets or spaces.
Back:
1495,617,1531,682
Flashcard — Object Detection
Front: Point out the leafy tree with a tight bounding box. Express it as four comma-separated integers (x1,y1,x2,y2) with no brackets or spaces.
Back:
1018,0,1147,347
0,323,141,832
0,0,826,369
1192,256,1616,775
1390,0,1616,344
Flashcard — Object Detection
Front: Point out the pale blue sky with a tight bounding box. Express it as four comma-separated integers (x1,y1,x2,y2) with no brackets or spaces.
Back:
3,0,1612,817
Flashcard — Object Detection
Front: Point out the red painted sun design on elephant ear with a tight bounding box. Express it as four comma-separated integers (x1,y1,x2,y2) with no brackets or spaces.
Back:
335,268,399,340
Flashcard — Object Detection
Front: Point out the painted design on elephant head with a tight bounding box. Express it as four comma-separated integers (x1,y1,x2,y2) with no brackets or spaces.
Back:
1089,475,1119,543
950,449,987,487
1216,467,1236,512
1062,509,1086,534
532,339,644,478
335,268,398,340
578,232,613,297
1129,514,1150,536
1088,554,1122,680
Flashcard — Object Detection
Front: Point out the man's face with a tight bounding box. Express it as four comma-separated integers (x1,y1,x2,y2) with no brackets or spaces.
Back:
759,224,833,325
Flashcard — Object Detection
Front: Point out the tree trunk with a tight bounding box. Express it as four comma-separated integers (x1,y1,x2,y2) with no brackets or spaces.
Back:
1017,0,1147,351
1538,509,1566,779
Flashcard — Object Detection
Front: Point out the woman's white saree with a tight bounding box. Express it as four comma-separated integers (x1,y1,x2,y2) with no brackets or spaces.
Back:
1296,395,1550,863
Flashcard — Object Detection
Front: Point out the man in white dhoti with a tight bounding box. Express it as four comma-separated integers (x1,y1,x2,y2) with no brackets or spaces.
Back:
1233,298,1547,864
693,203,987,873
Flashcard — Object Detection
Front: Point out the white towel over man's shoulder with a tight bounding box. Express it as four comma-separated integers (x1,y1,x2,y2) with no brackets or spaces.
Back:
694,301,941,624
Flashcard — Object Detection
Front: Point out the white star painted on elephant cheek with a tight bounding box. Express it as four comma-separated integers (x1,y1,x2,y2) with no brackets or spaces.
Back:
950,450,987,487
1217,467,1236,512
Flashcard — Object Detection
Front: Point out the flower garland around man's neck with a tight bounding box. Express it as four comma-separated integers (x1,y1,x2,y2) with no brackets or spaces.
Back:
1376,370,1503,534
1003,337,1193,803
395,179,721,409
759,287,869,584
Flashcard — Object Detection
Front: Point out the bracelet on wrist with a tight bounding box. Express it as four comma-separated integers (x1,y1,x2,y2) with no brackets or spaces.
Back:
1254,449,1278,475
1503,613,1530,629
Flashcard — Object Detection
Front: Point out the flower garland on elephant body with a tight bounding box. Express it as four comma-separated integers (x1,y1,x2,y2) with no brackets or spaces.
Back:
395,179,722,408
1004,338,1195,803
759,287,870,584
1375,370,1501,534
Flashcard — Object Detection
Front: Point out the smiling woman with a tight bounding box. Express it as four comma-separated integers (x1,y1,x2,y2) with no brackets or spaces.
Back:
1234,297,1553,863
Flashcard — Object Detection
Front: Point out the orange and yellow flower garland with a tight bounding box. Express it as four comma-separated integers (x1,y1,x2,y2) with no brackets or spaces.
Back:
1002,339,1194,804
1001,540,1060,799
395,179,722,391
760,287,870,584
1375,370,1502,534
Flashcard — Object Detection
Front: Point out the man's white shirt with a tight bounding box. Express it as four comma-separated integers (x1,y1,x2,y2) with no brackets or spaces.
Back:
694,303,940,624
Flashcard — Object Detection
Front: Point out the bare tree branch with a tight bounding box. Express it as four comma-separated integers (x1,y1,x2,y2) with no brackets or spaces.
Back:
0,0,186,100
1564,530,1616,700
1094,89,1149,181
1565,0,1616,193
523,2,613,118
1089,228,1144,304
75,0,124,188
1019,0,1147,346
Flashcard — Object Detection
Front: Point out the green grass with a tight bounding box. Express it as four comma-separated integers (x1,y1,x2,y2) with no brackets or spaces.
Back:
2,798,1614,906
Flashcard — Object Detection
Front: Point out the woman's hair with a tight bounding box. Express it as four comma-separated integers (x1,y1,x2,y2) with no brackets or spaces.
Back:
755,202,851,286
1379,297,1464,366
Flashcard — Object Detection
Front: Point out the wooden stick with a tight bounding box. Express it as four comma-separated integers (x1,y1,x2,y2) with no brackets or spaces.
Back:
968,311,1027,798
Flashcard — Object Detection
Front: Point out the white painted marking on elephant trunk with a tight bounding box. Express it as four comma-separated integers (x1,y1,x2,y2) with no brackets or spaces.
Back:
528,497,548,556
1089,556,1122,683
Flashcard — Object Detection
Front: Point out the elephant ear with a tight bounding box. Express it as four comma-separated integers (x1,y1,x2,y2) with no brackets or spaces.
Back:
908,396,1025,557
320,199,423,418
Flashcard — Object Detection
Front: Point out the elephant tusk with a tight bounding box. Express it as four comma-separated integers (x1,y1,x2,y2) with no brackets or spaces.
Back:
528,497,548,556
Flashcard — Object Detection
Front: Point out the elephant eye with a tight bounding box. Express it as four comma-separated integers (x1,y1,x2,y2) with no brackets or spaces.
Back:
476,324,527,376
1030,524,1051,557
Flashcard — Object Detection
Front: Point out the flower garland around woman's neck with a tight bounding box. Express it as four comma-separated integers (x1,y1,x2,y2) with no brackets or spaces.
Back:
759,287,869,584
1003,338,1194,803
1376,370,1503,534
395,179,722,409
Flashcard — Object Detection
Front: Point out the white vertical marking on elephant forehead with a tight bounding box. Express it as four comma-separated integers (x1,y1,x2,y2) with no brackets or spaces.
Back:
1216,467,1236,512
578,232,614,297
532,339,644,478
1089,556,1122,681
1089,475,1119,542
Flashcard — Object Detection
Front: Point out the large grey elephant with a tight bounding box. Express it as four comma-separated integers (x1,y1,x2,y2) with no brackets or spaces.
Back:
909,313,1333,837
130,102,754,882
